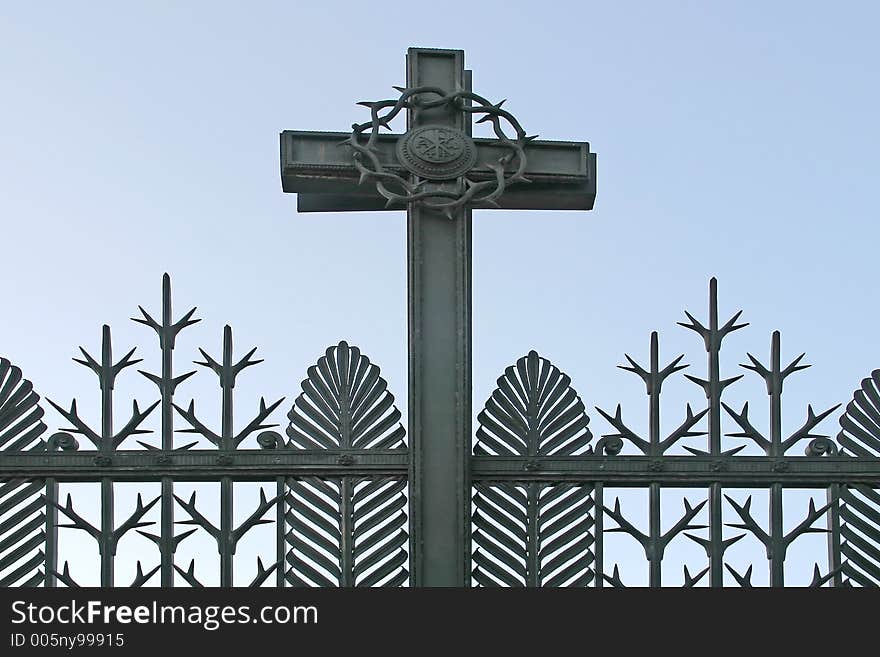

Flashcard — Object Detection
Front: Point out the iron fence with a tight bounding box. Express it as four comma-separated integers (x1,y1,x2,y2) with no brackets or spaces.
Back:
1,276,878,587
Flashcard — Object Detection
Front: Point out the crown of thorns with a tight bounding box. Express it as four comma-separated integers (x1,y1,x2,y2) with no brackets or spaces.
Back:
341,86,537,217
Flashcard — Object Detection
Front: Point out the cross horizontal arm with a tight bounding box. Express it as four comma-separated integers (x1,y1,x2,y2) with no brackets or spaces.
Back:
280,130,596,212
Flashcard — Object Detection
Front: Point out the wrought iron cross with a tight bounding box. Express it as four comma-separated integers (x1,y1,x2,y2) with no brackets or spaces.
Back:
280,47,596,586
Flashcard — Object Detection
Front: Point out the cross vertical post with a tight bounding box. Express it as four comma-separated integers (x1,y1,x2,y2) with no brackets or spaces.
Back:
280,46,596,587
406,48,471,586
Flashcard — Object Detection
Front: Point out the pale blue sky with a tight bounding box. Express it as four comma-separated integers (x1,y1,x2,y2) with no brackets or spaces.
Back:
1,1,877,586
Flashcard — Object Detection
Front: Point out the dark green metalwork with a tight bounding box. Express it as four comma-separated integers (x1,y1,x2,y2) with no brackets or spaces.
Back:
2,47,879,588
344,83,535,215
835,370,880,585
679,277,748,587
721,329,839,587
0,275,412,587
1,275,879,587
472,351,596,587
132,273,199,586
596,332,707,587
169,324,285,586
0,358,48,587
470,278,877,587
44,325,160,587
281,47,595,587
283,341,408,587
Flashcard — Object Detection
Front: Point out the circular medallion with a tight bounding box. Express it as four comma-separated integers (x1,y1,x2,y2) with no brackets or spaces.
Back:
396,125,477,180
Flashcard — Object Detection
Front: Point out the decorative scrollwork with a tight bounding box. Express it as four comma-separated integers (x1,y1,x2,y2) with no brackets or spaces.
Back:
805,436,838,456
594,435,623,456
47,432,79,452
344,86,536,217
257,430,282,450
